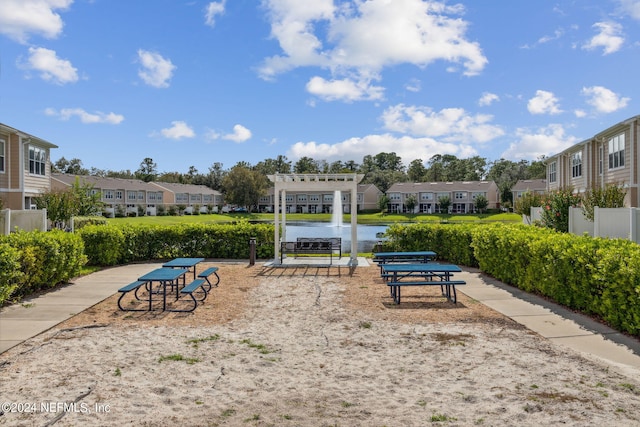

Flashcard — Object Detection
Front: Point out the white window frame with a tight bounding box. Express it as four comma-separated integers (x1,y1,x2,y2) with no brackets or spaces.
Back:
608,133,625,170
571,152,582,178
548,161,557,183
29,145,46,176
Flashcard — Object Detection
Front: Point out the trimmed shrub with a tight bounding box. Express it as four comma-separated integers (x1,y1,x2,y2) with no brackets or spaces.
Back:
79,221,275,265
1,230,86,300
79,225,125,266
0,243,22,305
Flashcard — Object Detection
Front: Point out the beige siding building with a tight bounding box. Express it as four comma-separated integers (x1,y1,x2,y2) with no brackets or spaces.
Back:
511,179,547,202
546,115,640,207
258,183,382,213
386,181,500,213
52,174,222,216
150,182,223,213
0,123,58,210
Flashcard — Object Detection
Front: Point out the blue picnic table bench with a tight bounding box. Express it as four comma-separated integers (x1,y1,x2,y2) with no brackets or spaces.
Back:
380,263,465,304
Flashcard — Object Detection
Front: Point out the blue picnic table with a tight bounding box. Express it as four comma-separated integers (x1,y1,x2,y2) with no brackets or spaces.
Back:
372,251,437,272
163,257,205,282
139,268,189,311
380,263,465,304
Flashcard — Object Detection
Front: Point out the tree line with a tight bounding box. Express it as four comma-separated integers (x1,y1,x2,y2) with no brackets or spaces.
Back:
53,152,547,210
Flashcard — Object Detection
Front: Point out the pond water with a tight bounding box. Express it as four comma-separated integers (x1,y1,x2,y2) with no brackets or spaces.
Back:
282,222,388,253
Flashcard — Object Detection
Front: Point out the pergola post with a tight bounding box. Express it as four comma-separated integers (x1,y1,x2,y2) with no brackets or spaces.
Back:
268,173,364,266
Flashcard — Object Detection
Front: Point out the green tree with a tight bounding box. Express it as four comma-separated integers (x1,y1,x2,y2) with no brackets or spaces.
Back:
407,159,426,182
72,178,104,216
405,194,417,213
581,183,627,221
437,195,451,214
136,158,157,182
474,194,489,213
36,179,103,228
293,157,319,173
222,166,268,212
377,194,389,213
35,189,75,229
53,157,88,175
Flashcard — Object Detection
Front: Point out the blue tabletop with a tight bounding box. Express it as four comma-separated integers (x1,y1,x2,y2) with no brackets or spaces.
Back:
374,251,437,258
162,258,205,268
139,268,189,281
381,263,461,273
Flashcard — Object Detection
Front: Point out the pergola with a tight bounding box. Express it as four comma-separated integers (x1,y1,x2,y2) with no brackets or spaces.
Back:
267,173,365,266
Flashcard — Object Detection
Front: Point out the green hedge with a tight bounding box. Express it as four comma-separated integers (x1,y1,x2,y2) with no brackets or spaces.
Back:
79,222,275,266
0,230,87,304
384,223,478,267
386,222,640,335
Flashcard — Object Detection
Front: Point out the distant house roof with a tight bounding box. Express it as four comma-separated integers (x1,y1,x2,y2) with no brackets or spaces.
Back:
150,182,221,196
387,181,496,193
511,179,546,192
52,173,160,192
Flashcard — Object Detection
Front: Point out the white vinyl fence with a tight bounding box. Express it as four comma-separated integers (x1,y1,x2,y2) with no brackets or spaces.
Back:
527,206,640,243
0,209,47,235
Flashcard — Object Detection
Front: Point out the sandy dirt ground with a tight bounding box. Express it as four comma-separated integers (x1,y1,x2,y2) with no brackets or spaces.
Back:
1,262,640,426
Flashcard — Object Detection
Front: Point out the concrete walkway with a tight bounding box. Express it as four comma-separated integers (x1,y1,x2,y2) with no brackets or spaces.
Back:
1,261,640,377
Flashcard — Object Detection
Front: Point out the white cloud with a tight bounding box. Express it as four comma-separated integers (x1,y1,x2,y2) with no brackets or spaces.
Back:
581,86,630,113
45,107,124,124
306,76,384,102
0,0,72,43
380,104,504,143
501,124,579,160
259,0,487,97
287,133,477,165
616,0,640,20
478,92,499,106
582,21,624,55
158,121,195,139
205,1,226,27
137,49,176,88
223,124,252,143
21,46,78,85
527,90,563,115
404,78,421,93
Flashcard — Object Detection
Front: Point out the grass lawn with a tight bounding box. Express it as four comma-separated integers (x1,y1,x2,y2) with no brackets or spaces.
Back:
106,212,521,226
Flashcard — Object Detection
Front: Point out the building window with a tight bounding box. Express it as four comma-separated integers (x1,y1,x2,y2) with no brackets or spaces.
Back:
138,191,144,200
104,190,114,200
608,133,625,170
599,146,604,175
29,145,46,176
127,191,137,201
0,139,5,173
454,192,466,200
116,191,123,200
571,152,582,178
420,193,433,201
548,161,557,183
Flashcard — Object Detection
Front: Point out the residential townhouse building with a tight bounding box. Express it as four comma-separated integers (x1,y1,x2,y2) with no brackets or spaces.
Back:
546,115,640,207
258,183,382,213
52,174,223,216
511,179,547,202
150,182,224,213
386,181,500,214
0,123,58,210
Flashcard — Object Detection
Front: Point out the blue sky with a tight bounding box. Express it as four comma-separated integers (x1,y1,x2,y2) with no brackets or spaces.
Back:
1,0,639,175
